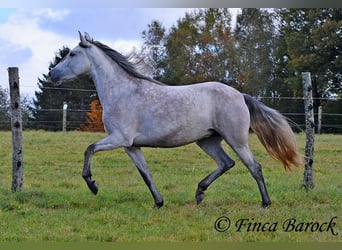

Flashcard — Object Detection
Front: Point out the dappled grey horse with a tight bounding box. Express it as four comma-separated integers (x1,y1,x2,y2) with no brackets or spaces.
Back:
49,32,302,208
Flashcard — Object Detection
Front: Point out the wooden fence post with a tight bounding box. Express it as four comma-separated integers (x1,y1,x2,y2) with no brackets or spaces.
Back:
8,67,24,192
302,72,315,189
62,102,68,132
317,106,322,134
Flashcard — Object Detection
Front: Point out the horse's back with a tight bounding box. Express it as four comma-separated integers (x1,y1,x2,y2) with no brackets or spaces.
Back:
190,81,248,117
158,81,249,131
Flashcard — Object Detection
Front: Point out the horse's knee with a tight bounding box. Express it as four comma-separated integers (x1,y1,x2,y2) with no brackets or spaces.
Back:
84,143,95,157
226,159,235,169
220,158,235,172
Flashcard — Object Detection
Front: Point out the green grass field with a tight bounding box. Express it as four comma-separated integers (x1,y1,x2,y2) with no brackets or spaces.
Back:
0,131,341,242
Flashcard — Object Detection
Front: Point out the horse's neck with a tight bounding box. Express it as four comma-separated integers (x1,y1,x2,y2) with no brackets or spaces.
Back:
89,53,135,107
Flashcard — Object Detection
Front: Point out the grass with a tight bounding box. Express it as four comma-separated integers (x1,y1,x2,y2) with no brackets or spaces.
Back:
0,131,341,242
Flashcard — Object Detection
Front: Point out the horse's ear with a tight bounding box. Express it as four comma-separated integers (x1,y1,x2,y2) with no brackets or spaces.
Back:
78,31,91,48
84,32,94,42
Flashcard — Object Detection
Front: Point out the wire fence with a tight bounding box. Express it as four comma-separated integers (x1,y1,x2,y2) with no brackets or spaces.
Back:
259,96,342,133
1,93,342,133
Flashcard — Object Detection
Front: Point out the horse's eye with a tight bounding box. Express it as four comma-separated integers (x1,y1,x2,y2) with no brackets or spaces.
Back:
70,52,76,57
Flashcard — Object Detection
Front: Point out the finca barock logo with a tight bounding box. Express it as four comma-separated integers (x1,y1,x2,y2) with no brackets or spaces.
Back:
214,216,338,236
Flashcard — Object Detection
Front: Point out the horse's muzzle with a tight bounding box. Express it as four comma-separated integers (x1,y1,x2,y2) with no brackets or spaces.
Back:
48,69,62,85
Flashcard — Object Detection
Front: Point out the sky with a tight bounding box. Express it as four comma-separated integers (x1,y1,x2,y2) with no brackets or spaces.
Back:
1,8,214,98
0,8,241,99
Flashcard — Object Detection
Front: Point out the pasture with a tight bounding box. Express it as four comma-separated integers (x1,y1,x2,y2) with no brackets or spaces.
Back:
0,131,341,242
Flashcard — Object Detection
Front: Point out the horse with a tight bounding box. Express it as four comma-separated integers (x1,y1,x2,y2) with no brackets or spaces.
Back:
49,32,302,209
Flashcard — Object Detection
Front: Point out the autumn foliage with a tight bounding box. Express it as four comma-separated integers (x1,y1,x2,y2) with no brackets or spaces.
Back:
78,99,104,132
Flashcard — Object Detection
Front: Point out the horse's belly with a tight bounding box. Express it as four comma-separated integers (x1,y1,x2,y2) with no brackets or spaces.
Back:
132,127,214,148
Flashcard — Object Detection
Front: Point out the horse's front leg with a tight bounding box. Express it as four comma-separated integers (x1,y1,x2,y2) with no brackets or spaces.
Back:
83,144,98,195
82,134,129,195
125,146,164,209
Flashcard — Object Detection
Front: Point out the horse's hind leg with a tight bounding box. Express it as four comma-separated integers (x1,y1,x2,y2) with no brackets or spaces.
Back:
232,144,271,208
196,135,235,205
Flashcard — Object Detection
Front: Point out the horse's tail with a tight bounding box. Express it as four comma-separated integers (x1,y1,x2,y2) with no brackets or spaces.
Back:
243,94,302,171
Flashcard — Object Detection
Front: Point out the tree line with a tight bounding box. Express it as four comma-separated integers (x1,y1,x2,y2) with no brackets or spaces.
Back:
0,8,341,132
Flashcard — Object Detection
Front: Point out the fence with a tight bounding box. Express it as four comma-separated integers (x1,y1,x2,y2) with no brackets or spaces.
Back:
2,98,342,133
259,97,342,133
1,85,342,133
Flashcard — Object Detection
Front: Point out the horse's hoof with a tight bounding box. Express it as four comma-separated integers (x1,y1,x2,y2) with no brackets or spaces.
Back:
196,190,205,205
153,200,164,209
87,180,98,195
261,201,271,208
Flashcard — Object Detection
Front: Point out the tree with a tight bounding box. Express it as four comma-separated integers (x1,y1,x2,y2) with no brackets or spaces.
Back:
234,8,278,96
142,9,237,85
0,87,10,130
0,87,33,130
277,8,342,99
141,20,167,80
31,46,97,131
275,8,342,132
78,99,104,132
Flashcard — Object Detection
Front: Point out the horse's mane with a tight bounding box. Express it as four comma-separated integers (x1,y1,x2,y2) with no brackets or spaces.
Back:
91,40,163,85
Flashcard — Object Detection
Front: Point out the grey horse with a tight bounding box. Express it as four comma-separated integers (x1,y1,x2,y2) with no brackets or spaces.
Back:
49,32,302,209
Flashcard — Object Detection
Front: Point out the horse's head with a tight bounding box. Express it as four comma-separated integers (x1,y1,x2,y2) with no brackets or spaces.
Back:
49,32,93,85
